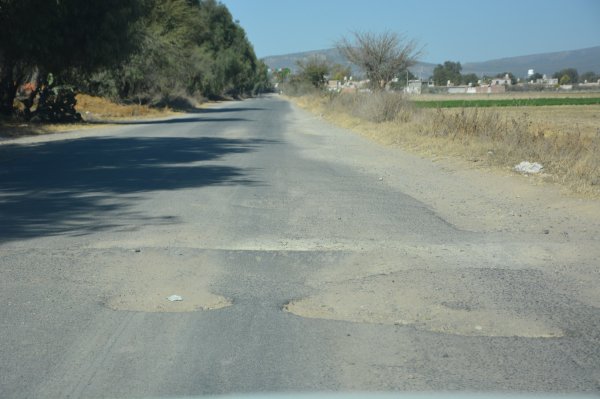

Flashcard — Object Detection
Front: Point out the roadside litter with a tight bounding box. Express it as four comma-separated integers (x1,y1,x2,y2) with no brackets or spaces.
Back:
514,161,543,174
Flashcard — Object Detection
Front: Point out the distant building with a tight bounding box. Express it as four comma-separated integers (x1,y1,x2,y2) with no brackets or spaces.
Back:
533,75,559,85
491,74,512,86
404,80,422,95
447,85,506,94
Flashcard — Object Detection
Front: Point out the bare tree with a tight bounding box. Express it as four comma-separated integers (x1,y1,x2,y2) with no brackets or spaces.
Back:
336,31,423,90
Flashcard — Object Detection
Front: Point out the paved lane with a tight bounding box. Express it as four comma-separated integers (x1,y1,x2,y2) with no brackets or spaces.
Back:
1,96,598,397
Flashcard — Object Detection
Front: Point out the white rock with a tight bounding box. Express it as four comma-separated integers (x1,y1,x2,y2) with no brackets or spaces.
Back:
167,295,183,302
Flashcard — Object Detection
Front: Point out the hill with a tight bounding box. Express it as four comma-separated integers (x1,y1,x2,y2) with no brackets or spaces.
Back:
461,46,600,76
262,48,436,79
262,45,600,79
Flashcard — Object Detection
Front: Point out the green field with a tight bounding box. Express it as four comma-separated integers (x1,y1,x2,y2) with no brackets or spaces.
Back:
414,97,600,108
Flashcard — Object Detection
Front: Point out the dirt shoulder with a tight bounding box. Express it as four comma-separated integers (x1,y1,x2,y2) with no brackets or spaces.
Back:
287,94,600,236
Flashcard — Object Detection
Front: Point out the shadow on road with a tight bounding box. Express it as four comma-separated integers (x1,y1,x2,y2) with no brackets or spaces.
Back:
106,116,251,125
0,136,274,243
187,107,265,114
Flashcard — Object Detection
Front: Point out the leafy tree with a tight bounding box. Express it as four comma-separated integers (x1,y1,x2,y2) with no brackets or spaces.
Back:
433,61,462,86
296,56,330,88
330,63,352,81
559,74,571,85
252,60,272,95
462,73,479,86
273,68,291,84
336,31,422,90
82,0,263,102
388,69,417,90
529,72,543,82
553,68,578,84
108,0,201,100
1,0,267,115
0,0,144,116
579,71,598,83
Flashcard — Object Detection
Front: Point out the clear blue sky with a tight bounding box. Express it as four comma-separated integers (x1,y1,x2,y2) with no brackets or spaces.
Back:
220,0,600,63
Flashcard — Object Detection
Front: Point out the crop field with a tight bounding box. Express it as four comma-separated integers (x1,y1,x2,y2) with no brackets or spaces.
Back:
413,97,600,108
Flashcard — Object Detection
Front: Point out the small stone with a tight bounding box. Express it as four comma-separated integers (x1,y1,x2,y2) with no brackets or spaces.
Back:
543,229,550,234
475,325,483,331
167,295,183,302
134,249,141,253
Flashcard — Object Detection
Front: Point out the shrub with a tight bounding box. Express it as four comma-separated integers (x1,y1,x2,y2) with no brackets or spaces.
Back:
329,91,413,123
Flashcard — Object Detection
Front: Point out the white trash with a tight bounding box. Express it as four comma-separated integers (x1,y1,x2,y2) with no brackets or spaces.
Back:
167,295,183,302
514,161,543,174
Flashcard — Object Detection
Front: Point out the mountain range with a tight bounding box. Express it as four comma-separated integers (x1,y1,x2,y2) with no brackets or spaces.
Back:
262,45,600,79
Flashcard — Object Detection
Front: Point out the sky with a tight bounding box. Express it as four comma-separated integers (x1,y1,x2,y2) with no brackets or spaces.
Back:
220,0,600,63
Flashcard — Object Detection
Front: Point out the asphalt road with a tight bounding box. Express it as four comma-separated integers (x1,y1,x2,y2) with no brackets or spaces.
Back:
1,95,599,398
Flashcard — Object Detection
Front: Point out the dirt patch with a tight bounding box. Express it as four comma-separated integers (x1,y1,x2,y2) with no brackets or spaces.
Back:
102,248,231,313
285,267,564,338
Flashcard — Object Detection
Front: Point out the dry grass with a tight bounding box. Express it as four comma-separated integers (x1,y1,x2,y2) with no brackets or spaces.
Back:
292,92,600,197
0,94,179,139
75,94,177,120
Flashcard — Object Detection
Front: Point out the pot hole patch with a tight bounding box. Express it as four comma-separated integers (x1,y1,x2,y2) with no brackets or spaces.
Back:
97,248,232,313
284,268,565,338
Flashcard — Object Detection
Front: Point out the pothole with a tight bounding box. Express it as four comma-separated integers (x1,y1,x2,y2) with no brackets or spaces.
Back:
96,248,232,313
105,290,231,313
284,268,564,338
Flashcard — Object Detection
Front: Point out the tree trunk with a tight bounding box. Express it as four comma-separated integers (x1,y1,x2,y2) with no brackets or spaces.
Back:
0,61,18,116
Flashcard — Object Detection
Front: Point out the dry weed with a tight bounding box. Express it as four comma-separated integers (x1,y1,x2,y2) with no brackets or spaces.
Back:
75,94,174,120
294,92,600,196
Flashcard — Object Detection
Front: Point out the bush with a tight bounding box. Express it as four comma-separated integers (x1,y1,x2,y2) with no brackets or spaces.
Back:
31,86,82,123
328,91,413,123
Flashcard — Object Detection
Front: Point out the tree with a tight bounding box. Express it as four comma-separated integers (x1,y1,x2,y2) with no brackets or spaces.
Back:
553,68,578,84
579,71,598,83
336,31,422,90
80,0,264,102
462,73,479,86
529,72,543,82
330,63,352,81
0,0,144,116
296,56,330,88
432,61,462,86
559,74,571,85
273,68,291,84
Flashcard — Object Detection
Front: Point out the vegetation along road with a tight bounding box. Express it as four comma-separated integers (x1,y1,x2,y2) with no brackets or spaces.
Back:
1,96,600,397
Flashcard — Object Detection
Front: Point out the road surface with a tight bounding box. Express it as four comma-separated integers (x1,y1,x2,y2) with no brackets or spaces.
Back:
1,95,599,397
